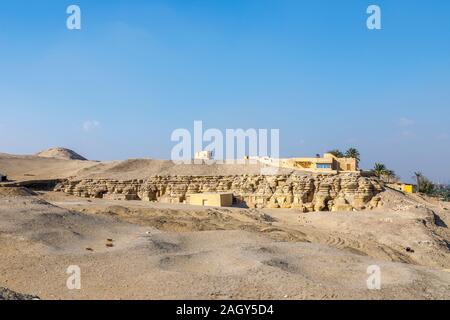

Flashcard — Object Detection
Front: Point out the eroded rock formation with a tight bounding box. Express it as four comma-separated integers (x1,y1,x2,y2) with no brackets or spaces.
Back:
54,173,383,212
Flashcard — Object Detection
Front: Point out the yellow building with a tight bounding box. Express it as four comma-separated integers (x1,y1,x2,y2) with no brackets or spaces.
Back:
189,193,233,207
403,184,414,193
388,183,414,194
279,153,358,173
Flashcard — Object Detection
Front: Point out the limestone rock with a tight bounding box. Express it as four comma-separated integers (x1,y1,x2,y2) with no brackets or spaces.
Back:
54,173,382,212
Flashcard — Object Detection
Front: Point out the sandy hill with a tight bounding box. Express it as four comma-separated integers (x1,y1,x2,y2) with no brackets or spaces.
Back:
35,148,87,161
75,159,301,180
1,152,307,181
0,153,98,181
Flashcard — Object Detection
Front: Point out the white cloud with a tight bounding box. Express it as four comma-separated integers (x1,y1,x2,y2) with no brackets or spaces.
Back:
82,120,100,133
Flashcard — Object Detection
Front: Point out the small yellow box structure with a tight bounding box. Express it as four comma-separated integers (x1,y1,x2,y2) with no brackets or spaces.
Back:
387,183,415,194
189,193,233,207
403,184,414,194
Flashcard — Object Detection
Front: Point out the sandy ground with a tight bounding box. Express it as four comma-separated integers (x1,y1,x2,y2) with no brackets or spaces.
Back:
0,188,449,300
0,152,449,300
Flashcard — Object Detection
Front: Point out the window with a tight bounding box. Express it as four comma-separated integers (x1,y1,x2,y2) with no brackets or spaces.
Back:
316,163,331,169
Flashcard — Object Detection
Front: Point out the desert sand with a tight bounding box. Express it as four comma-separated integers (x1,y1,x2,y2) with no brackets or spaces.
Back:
0,149,298,181
0,149,449,300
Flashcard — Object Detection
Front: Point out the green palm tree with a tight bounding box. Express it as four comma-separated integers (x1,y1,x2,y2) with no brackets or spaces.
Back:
383,169,397,182
327,149,344,158
345,148,361,162
373,163,387,178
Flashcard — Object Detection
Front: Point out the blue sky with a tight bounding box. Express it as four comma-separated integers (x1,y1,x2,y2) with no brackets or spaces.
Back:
0,0,449,182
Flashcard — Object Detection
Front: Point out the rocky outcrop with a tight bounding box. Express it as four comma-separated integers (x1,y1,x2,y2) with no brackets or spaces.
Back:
54,173,383,212
0,287,40,300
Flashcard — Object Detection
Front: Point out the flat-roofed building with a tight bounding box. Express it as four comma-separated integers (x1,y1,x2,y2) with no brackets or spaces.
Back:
195,151,213,160
249,153,358,174
189,192,233,207
387,183,415,194
281,153,358,173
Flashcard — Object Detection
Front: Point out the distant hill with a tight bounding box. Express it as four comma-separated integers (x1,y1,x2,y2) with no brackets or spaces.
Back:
35,147,87,161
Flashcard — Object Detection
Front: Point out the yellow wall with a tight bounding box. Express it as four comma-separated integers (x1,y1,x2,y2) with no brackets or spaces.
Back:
248,153,358,173
403,185,414,193
277,153,358,173
189,193,233,207
324,153,358,171
387,183,414,194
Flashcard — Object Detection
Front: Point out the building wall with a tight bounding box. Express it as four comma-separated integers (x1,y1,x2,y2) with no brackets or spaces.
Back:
195,151,213,160
278,153,358,173
323,153,358,171
387,183,415,194
279,158,337,173
189,193,233,207
246,154,358,173
403,185,414,193
336,158,358,171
